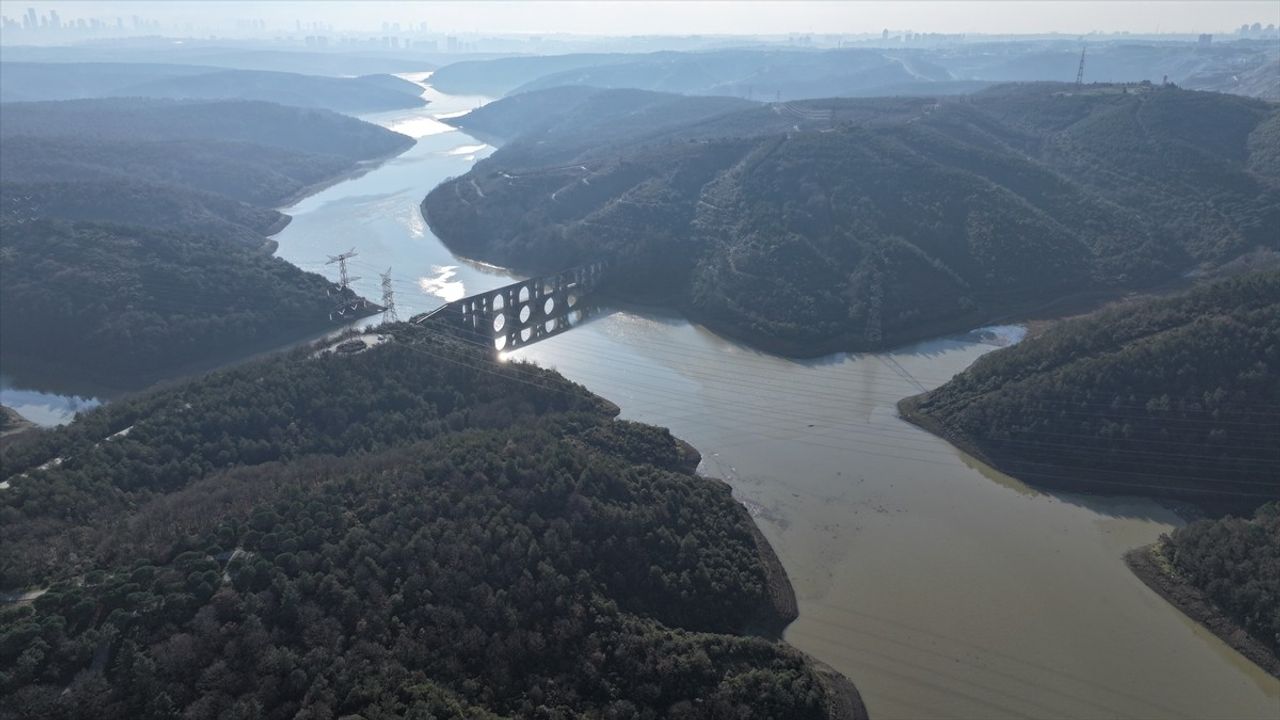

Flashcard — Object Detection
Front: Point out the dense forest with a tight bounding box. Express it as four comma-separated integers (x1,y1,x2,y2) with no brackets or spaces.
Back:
0,98,412,388
0,323,856,719
0,218,350,384
906,271,1280,508
0,62,428,113
424,83,1280,355
1,181,287,245
1159,503,1280,659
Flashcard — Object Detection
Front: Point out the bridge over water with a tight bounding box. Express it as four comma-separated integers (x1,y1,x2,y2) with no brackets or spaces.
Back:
411,261,608,351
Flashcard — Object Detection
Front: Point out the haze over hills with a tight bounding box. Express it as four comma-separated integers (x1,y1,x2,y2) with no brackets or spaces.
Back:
1,7,1279,717
429,41,1280,101
0,98,413,389
424,82,1280,354
0,44,444,77
0,62,428,114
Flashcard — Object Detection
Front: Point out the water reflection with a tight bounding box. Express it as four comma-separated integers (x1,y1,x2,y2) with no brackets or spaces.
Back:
269,79,1280,719
271,74,501,324
506,313,1280,719
417,265,467,302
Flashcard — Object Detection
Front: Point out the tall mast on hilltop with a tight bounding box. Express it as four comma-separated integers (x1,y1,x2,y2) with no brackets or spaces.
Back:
1076,45,1087,86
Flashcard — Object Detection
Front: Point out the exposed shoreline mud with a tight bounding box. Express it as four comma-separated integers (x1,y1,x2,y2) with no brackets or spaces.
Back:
1125,544,1280,679
896,393,1260,515
719,476,870,719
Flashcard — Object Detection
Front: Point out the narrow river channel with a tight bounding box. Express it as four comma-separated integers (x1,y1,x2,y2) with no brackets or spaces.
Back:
272,73,1280,719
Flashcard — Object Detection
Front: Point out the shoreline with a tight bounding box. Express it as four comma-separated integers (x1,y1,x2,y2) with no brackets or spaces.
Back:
1125,543,1280,678
0,136,414,404
899,391,1278,678
419,162,1253,363
896,393,1260,516
272,137,419,213
719,476,870,720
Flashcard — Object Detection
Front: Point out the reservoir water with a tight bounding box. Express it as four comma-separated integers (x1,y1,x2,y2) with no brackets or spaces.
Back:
279,74,1280,719
0,377,99,427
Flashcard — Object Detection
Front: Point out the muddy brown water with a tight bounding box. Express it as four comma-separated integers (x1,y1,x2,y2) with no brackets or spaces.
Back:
267,75,1280,719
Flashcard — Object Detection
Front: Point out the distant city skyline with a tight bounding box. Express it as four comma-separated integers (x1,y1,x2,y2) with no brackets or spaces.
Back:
1,0,1278,37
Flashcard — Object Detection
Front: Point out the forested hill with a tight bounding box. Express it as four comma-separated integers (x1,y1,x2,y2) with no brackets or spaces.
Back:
905,271,1280,510
0,97,413,166
0,99,412,389
0,62,428,114
1152,503,1280,665
0,323,858,719
424,83,1280,355
0,218,346,387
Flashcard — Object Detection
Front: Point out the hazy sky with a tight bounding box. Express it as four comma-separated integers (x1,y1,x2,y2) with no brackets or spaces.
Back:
7,1,1279,36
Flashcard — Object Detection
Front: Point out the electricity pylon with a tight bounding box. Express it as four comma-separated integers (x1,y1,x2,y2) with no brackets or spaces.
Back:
326,248,359,292
380,267,399,323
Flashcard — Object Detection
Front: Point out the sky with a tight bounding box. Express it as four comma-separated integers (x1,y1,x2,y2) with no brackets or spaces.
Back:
4,0,1278,36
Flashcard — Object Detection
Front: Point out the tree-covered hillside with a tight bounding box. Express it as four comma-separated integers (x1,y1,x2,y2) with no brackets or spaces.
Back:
0,323,857,720
0,98,412,165
0,62,428,114
0,218,349,385
906,271,1280,508
424,84,1280,354
1159,503,1280,658
0,99,411,388
0,181,286,245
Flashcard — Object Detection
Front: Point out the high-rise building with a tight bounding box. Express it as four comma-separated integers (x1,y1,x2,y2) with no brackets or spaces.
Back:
48,9,60,29
23,7,36,29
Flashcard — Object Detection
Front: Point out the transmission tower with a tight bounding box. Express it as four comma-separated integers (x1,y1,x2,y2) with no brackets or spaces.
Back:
1075,45,1087,86
379,267,399,323
326,248,359,292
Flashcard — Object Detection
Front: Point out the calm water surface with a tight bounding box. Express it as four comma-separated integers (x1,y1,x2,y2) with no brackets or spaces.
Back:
277,75,1280,720
0,376,100,427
